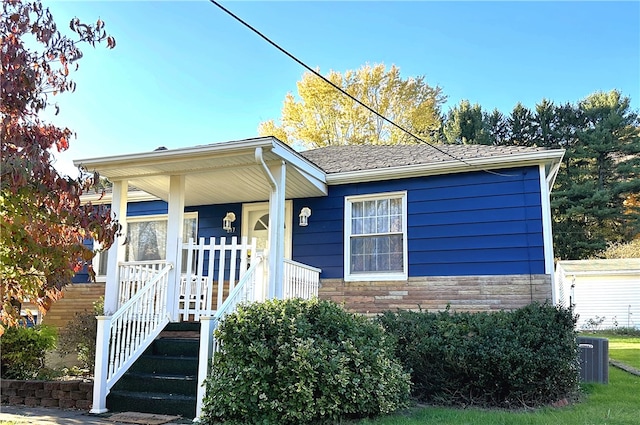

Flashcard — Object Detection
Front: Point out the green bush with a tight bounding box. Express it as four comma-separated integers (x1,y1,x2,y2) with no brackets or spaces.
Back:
57,297,103,371
377,302,579,408
1,324,57,379
201,298,410,425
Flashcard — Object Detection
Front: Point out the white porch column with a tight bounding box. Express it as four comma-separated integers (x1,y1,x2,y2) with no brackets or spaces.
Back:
267,161,286,299
166,175,185,321
104,180,127,315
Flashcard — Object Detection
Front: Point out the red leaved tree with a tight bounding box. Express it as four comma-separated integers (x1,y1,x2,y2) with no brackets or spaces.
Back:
1,0,119,334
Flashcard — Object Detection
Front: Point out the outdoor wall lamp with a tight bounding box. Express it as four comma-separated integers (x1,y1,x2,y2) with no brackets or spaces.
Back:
299,207,312,227
223,212,236,233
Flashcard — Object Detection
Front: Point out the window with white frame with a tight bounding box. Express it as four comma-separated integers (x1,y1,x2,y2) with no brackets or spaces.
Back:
93,213,197,281
344,191,407,281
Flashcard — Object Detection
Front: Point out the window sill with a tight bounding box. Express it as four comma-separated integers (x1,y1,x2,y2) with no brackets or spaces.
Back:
344,272,407,282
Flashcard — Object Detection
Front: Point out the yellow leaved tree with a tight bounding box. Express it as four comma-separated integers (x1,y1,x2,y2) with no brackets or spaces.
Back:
259,63,445,149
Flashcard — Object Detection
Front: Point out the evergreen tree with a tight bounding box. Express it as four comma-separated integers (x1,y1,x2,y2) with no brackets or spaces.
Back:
550,91,639,259
443,100,491,144
507,103,536,146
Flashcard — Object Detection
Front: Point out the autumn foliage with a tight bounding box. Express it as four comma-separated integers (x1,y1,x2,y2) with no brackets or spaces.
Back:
1,0,119,333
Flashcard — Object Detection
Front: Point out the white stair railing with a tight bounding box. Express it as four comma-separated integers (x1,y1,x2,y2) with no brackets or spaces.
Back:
283,259,321,299
91,263,173,414
195,256,265,419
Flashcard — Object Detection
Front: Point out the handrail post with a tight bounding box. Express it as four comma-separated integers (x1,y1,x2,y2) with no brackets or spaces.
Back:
91,315,112,414
255,258,265,302
195,316,216,420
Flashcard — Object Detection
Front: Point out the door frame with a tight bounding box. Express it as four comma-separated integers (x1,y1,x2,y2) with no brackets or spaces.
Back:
241,200,293,259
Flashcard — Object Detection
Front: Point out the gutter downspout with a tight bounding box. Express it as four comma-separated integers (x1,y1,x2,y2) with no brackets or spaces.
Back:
255,147,284,299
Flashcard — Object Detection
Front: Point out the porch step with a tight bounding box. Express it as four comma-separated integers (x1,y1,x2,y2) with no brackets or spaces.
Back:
129,354,199,376
145,337,199,357
107,322,201,419
106,390,197,418
114,372,197,395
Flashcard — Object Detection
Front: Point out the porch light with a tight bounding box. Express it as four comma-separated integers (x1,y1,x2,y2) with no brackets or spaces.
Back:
299,207,311,227
223,212,236,233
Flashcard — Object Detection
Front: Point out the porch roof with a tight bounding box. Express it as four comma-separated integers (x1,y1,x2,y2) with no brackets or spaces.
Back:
74,137,327,206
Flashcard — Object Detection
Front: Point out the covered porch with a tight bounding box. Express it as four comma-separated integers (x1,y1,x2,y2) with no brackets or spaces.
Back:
75,137,327,417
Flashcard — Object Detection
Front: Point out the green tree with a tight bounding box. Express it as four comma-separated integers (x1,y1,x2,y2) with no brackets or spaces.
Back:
506,102,536,146
258,63,446,148
552,90,640,259
0,0,119,333
443,100,491,145
440,91,639,259
485,108,509,146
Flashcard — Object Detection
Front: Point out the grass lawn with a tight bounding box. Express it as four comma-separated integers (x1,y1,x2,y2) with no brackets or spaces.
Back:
359,333,640,425
581,332,640,370
358,368,639,425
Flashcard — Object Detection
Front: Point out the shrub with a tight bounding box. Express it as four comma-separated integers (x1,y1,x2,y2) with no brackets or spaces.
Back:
201,298,410,425
1,324,57,379
377,302,579,408
57,297,103,371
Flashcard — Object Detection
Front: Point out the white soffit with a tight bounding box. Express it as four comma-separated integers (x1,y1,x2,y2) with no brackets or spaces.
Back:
75,137,327,206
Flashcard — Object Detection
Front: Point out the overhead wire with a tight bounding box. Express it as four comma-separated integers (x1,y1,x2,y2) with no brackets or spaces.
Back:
208,0,516,176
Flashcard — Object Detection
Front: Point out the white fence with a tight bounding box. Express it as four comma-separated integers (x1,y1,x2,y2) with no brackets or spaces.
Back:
178,236,257,321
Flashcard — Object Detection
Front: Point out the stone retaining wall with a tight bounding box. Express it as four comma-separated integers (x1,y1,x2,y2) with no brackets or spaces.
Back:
0,379,93,410
319,274,552,315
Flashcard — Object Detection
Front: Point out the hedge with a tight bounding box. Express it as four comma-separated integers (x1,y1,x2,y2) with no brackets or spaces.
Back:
201,298,410,424
377,302,579,408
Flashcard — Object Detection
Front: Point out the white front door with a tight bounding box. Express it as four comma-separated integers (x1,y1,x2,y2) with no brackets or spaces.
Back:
241,201,292,259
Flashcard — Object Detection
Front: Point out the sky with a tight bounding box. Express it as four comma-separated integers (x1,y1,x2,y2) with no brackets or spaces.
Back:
40,0,640,176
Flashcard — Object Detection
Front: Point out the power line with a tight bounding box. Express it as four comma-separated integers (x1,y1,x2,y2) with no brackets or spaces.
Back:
208,0,517,177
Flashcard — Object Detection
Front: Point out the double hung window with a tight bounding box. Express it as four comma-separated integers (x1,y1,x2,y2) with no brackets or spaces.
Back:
344,192,407,281
93,213,197,280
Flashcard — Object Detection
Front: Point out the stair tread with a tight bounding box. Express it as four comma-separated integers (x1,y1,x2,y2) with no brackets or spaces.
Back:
125,372,197,380
158,331,200,339
139,353,198,360
109,389,197,400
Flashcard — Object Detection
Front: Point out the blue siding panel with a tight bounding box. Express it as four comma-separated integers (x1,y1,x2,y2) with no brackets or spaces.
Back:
292,166,545,278
93,166,545,281
127,200,168,216
72,238,94,283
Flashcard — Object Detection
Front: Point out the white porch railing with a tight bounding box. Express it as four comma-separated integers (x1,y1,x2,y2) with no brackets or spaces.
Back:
178,236,257,321
117,261,168,307
283,259,321,299
91,263,173,413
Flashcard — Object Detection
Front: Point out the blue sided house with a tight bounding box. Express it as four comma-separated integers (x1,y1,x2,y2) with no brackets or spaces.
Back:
75,137,564,418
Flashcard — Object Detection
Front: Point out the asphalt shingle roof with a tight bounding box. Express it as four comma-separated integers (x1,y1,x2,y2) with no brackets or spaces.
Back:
299,144,549,174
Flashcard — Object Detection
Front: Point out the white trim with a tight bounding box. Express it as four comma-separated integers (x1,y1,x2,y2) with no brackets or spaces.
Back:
344,191,408,282
81,190,159,205
74,137,325,184
558,269,640,277
327,150,565,185
539,165,556,300
104,181,127,315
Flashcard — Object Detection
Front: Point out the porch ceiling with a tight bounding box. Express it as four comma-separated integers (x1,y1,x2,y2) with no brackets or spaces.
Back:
75,137,327,206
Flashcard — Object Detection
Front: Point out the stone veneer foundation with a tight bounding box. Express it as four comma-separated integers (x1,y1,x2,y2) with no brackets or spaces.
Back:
318,274,552,315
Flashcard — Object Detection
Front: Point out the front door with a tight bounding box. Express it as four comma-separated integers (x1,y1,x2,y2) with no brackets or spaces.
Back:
241,201,292,259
